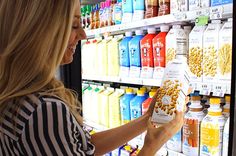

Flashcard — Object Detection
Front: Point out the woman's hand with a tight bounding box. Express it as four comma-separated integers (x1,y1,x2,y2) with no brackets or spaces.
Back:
138,111,184,156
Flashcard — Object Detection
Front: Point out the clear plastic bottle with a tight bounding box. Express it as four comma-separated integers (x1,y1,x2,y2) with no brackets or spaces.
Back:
223,117,229,156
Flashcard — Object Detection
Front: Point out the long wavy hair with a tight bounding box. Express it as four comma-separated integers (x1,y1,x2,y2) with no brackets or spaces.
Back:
0,0,82,123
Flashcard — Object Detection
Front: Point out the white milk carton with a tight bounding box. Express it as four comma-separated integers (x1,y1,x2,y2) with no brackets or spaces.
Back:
218,18,232,84
152,56,190,123
165,25,188,66
203,20,222,83
189,25,207,83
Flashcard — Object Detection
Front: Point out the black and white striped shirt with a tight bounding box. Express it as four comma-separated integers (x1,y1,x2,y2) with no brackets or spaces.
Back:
0,94,95,156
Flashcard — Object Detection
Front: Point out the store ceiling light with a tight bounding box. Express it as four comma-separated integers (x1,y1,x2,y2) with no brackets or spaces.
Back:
81,0,105,5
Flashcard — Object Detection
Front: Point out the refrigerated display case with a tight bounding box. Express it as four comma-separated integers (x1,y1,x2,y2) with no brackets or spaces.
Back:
62,0,236,155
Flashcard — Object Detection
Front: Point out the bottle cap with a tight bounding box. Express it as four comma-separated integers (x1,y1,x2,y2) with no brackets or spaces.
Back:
172,25,181,29
149,92,156,98
126,88,133,94
160,25,169,32
184,26,191,30
210,97,221,105
147,27,156,34
137,90,145,96
228,18,233,22
135,29,143,35
140,87,147,93
225,95,230,103
191,96,201,101
125,31,132,37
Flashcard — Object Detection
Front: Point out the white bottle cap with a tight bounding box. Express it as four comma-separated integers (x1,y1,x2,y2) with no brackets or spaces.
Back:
172,25,181,29
184,26,192,30
125,31,133,37
147,27,156,34
135,29,143,35
209,104,222,112
228,18,233,22
160,25,169,32
211,20,221,24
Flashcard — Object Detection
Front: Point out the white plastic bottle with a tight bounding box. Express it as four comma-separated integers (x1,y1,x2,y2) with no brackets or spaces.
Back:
223,117,229,156
183,96,206,156
200,97,226,156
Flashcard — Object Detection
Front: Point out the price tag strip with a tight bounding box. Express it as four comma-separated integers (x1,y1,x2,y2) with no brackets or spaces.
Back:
212,84,226,97
199,83,212,95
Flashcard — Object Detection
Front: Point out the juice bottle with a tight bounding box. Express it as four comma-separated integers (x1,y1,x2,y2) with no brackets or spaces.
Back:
200,97,226,156
130,90,147,120
129,29,144,78
183,96,206,156
140,27,156,78
152,25,169,79
142,91,156,115
109,89,125,128
223,117,229,156
122,0,133,23
119,32,133,77
112,0,122,25
108,35,123,77
145,0,158,18
99,2,105,28
99,87,115,128
85,5,92,30
81,6,86,29
120,88,136,124
158,0,170,16
222,95,230,119
132,0,145,21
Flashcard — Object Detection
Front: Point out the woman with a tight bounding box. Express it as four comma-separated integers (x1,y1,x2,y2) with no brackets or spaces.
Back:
0,0,184,155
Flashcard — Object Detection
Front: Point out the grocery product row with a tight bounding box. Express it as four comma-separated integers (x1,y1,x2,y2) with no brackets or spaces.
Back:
82,18,232,96
82,84,230,156
81,0,233,30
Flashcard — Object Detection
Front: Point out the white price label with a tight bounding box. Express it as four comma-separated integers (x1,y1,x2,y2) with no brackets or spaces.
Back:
129,66,141,78
199,83,212,95
119,67,130,78
153,67,165,79
195,8,209,16
140,67,154,79
173,12,187,21
212,84,226,97
210,6,223,19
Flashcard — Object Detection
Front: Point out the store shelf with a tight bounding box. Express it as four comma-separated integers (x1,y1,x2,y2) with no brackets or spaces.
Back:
85,4,232,38
82,75,162,87
83,75,231,96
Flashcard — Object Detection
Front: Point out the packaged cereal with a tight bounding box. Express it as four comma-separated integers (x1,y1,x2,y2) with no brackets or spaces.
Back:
218,18,232,84
189,25,207,82
203,20,222,83
151,55,190,123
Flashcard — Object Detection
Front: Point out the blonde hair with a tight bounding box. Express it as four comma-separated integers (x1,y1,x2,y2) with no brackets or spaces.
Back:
0,0,82,123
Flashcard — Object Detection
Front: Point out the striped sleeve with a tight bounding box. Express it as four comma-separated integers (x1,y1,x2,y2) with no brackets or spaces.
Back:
20,100,95,156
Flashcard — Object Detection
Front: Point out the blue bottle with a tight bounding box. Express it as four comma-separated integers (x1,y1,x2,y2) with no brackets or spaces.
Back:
120,88,135,124
130,90,147,120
